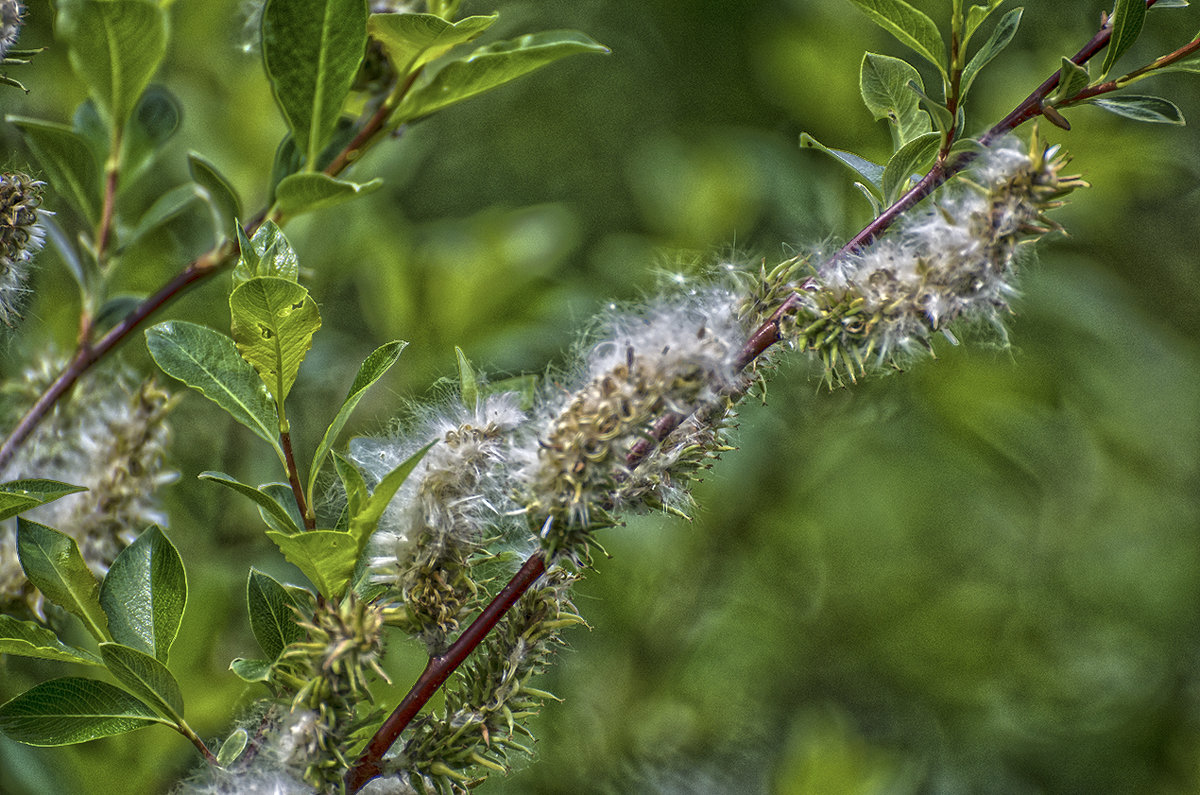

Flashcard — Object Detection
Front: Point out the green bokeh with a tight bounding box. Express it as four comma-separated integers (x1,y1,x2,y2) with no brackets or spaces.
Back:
2,0,1199,793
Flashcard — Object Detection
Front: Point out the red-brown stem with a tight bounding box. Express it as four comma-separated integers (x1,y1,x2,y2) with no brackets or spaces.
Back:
344,7,1167,787
1063,33,1200,106
95,163,119,265
344,552,549,792
279,429,315,530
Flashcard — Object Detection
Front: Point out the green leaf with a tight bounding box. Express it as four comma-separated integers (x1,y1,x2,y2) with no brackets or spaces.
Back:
348,441,434,549
16,519,109,642
198,472,302,535
259,483,307,534
0,678,162,746
882,131,940,204
0,615,102,666
846,0,947,77
1051,57,1091,104
0,480,86,522
265,529,360,599
99,526,186,663
229,658,273,683
98,643,184,722
217,728,250,766
963,0,1007,48
799,132,884,191
483,373,538,410
907,79,955,134
959,7,1022,101
262,0,368,167
229,277,323,406
395,30,610,122
308,341,407,503
333,451,368,520
1087,94,1185,124
57,0,168,130
234,220,299,286
246,568,306,661
859,52,931,145
7,116,100,223
1150,0,1188,6
188,152,243,243
119,183,201,251
455,346,479,408
146,321,283,456
1101,0,1148,79
368,12,497,75
121,85,182,184
273,173,384,218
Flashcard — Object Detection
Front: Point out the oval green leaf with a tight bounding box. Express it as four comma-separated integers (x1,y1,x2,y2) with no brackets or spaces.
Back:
0,678,162,746
234,220,299,286
146,321,283,456
247,568,306,660
99,526,186,663
262,0,368,167
1087,94,1186,125
860,52,930,146
0,615,102,666
368,11,497,75
883,131,940,204
16,519,109,643
0,480,87,522
265,529,359,600
98,643,184,722
58,0,168,129
959,7,1022,101
198,472,302,535
395,30,610,123
6,115,100,223
846,0,947,78
188,152,243,243
229,277,323,406
274,172,384,218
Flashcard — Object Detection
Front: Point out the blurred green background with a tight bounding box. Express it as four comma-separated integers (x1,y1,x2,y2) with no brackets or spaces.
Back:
3,0,1200,792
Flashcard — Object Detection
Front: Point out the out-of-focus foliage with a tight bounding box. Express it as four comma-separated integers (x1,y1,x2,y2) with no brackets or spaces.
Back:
1,0,1198,792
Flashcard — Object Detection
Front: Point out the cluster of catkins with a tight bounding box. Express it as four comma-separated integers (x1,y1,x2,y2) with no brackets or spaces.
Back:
177,136,1082,794
0,362,175,617
0,171,44,327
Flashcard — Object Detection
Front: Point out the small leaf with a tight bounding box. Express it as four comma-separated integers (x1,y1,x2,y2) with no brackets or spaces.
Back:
234,220,299,286
98,643,184,722
799,132,884,191
16,519,109,642
0,615,102,666
121,85,182,184
369,12,498,76
58,0,168,129
0,480,86,522
246,568,306,661
333,451,368,520
265,529,359,600
229,277,323,406
229,658,273,683
307,341,408,503
846,0,947,77
860,52,931,145
146,321,282,456
456,346,479,408
199,472,302,536
1101,0,1148,79
119,183,201,251
907,80,955,134
188,153,243,243
0,678,162,746
348,441,435,549
483,373,538,410
217,728,250,766
882,131,940,204
273,172,383,218
959,7,1022,101
963,0,1007,48
1087,94,1185,124
1051,57,1091,104
260,483,307,535
395,30,610,122
7,116,100,223
262,0,368,167
99,526,187,663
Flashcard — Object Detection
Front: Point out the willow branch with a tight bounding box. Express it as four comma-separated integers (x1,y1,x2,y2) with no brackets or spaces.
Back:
342,8,1164,788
